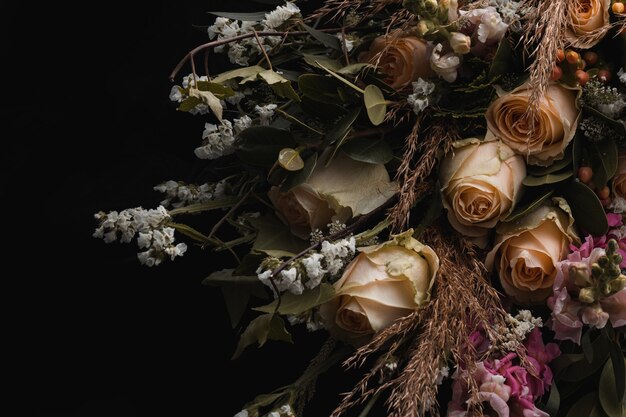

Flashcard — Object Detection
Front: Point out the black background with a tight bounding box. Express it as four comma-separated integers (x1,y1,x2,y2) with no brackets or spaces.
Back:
9,1,345,416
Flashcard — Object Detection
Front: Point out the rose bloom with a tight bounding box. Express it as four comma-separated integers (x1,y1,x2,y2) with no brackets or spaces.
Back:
486,199,579,305
319,231,439,345
269,153,396,239
440,139,525,241
565,0,610,49
486,83,580,166
612,149,626,199
359,33,434,90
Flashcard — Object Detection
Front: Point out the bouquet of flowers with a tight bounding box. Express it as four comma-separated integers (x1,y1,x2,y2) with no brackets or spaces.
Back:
94,0,626,416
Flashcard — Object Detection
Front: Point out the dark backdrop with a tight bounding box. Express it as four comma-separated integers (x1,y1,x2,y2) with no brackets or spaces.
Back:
9,1,346,416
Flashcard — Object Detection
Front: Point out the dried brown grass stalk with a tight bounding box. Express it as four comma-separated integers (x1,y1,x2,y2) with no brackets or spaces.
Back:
310,0,403,23
519,0,570,132
388,120,458,232
332,226,529,417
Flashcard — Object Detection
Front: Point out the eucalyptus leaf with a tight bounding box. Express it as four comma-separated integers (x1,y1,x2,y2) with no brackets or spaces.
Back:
527,149,573,176
588,138,618,187
565,392,602,417
363,84,387,126
249,214,309,258
236,127,296,166
488,37,513,79
177,96,202,112
303,54,342,71
544,382,560,416
202,269,259,285
255,283,335,314
301,23,342,50
563,180,609,237
338,63,371,75
195,81,235,97
522,170,573,186
232,314,292,359
582,330,594,363
560,328,611,381
299,96,346,120
278,148,305,171
341,137,393,164
324,108,360,146
234,253,266,276
209,11,268,21
609,337,626,404
298,74,343,104
281,152,318,192
189,88,223,120
211,65,265,84
502,189,554,222
599,358,626,417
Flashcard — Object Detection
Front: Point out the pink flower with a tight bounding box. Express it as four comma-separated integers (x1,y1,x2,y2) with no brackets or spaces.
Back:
570,213,626,268
600,289,626,327
523,329,560,398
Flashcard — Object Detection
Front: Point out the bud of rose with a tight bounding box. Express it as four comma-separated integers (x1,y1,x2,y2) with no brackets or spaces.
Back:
320,230,439,345
578,287,598,303
450,32,471,54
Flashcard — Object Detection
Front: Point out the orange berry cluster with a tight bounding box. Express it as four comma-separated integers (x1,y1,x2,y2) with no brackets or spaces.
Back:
552,49,612,87
578,167,613,207
613,1,625,14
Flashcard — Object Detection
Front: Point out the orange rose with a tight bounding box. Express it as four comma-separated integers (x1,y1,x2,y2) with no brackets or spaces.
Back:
359,34,434,90
566,0,610,49
486,199,579,305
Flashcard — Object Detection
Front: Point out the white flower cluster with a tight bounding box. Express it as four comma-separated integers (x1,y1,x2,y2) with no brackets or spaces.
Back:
208,2,300,66
460,6,508,44
257,236,357,295
254,104,277,126
195,116,252,160
434,365,450,385
609,196,626,214
288,310,325,332
407,78,436,114
268,404,295,417
488,0,522,31
496,310,543,351
93,206,187,266
583,79,626,119
153,180,226,208
431,43,461,83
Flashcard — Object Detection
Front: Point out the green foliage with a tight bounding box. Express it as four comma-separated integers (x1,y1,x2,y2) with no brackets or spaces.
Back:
233,314,292,359
236,126,296,167
249,214,309,258
341,137,393,164
281,152,318,192
255,283,335,314
363,84,387,126
562,181,608,237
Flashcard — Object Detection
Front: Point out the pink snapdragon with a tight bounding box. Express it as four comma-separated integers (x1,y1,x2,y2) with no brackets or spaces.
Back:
571,213,626,268
447,329,560,417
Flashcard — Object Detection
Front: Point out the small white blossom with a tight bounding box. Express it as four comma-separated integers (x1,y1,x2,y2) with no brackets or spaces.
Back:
255,104,278,125
609,196,626,214
435,366,450,385
407,79,435,114
320,236,356,276
263,2,300,29
169,86,183,102
154,180,227,208
233,410,249,417
195,120,236,160
495,310,543,351
336,33,355,52
302,253,326,289
430,44,460,83
619,68,626,85
208,17,230,40
233,115,252,133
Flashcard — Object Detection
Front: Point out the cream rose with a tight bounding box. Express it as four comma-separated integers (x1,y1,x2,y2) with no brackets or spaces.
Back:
565,0,610,49
486,83,580,166
486,199,579,305
320,230,439,345
269,152,397,239
612,149,626,199
359,34,434,90
439,139,526,240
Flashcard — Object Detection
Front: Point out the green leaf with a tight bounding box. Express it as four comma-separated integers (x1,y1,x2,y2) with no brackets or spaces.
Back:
324,108,360,147
584,105,626,136
338,63,371,75
599,357,626,417
211,65,265,84
234,253,266,276
565,392,603,417
258,69,300,101
502,189,554,222
488,37,513,79
209,11,268,21
560,329,611,381
302,54,342,71
609,337,626,404
278,148,305,171
527,149,573,176
299,96,346,120
341,137,393,164
202,268,259,285
562,180,609,237
363,84,387,126
249,214,309,258
301,23,342,50
522,170,573,186
582,330,594,363
281,152,318,192
232,314,292,359
588,138,618,187
255,283,336,314
236,127,296,166
315,61,366,94
544,382,560,416
298,74,343,104
189,88,223,120
195,81,235,97
177,96,202,112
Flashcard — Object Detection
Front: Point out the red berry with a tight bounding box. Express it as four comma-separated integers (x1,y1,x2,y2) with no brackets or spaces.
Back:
556,49,565,63
578,167,593,183
583,51,598,66
576,69,590,86
598,186,610,200
566,50,580,64
551,66,563,81
598,69,612,83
